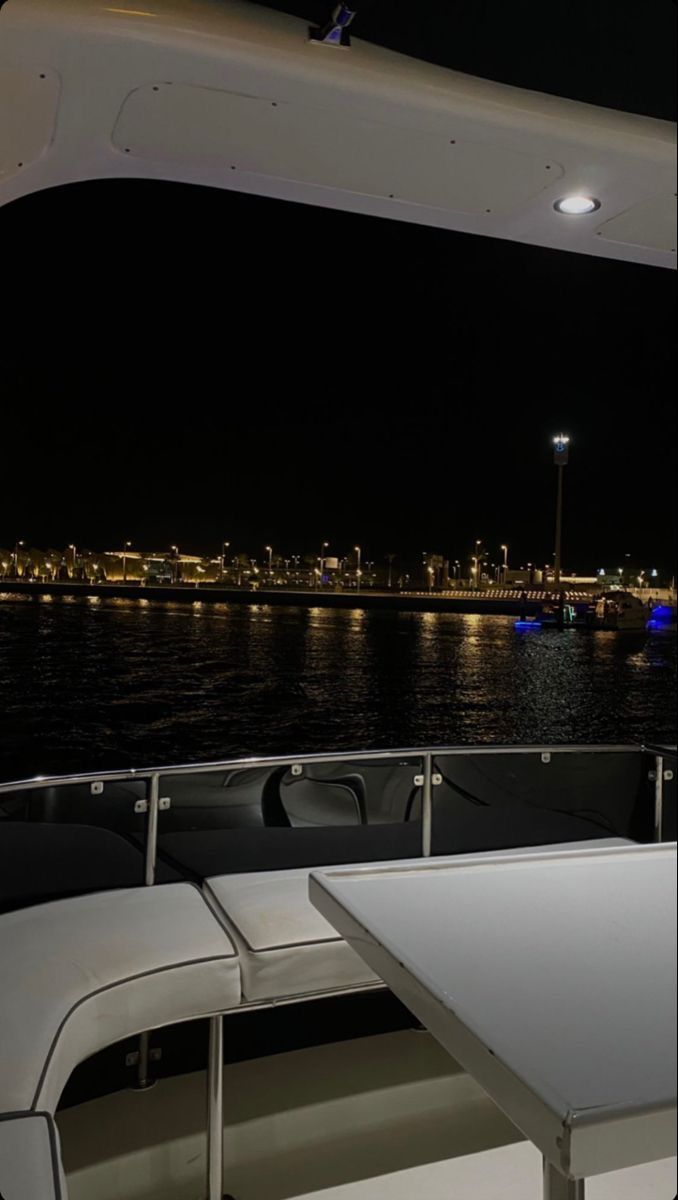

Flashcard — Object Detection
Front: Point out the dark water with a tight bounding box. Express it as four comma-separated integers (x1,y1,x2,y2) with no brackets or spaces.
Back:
0,594,675,782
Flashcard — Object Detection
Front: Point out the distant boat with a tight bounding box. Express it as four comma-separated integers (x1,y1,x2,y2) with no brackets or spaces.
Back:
515,592,659,633
595,591,649,631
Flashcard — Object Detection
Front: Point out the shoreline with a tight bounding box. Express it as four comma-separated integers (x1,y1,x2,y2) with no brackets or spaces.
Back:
0,580,553,616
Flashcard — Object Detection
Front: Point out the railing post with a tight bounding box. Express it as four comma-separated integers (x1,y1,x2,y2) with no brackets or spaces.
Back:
207,1015,224,1200
135,1031,152,1091
144,772,160,886
422,753,433,858
653,754,664,843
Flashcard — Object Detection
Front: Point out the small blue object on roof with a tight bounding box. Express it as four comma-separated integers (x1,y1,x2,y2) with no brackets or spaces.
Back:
310,4,357,47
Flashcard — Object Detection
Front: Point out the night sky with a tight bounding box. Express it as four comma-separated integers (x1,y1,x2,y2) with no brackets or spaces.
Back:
1,0,675,574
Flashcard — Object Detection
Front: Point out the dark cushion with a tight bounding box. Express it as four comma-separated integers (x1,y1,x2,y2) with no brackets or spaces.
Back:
433,800,604,855
0,822,180,911
156,803,609,880
156,822,424,879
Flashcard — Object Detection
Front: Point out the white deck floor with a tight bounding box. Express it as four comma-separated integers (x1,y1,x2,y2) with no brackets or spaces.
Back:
57,1031,676,1200
291,1144,677,1199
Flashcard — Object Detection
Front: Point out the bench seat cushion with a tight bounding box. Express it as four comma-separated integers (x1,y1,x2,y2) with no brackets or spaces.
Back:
0,884,240,1115
0,1112,65,1200
205,870,379,1002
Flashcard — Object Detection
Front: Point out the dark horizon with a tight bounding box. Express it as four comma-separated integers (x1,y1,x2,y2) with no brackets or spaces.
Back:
2,2,675,574
3,179,675,575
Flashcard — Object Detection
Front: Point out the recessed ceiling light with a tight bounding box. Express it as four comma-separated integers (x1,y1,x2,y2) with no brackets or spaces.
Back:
554,195,601,215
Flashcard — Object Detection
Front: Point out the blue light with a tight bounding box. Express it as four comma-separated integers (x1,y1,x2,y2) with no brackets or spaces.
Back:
651,606,674,620
515,621,542,630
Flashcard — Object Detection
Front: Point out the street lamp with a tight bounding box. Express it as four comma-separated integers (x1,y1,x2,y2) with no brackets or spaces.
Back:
170,545,179,584
221,541,230,581
13,540,24,576
354,546,361,593
68,544,77,577
122,541,131,582
473,540,482,590
501,544,509,583
427,565,434,593
265,545,273,572
552,434,570,589
317,541,329,590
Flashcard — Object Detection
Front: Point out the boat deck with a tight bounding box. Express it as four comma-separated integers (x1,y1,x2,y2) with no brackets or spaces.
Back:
56,1037,677,1200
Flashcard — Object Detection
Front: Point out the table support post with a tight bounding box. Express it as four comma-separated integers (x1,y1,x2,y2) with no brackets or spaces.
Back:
207,1015,224,1200
544,1160,585,1200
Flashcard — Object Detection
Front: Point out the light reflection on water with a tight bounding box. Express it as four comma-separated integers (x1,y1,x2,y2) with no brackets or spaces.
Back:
0,594,675,781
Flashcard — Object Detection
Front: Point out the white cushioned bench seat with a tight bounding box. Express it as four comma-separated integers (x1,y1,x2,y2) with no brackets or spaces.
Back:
0,883,241,1116
204,869,380,1002
203,842,631,1004
0,1112,66,1200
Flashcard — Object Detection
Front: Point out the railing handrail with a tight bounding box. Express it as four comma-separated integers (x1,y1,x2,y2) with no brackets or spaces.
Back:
643,743,677,758
0,742,651,795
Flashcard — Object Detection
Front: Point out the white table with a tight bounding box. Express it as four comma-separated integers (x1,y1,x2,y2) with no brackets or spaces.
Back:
310,843,677,1199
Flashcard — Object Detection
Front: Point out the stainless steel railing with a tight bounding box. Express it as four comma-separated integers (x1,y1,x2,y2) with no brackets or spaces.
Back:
644,744,677,843
0,742,671,877
0,741,646,794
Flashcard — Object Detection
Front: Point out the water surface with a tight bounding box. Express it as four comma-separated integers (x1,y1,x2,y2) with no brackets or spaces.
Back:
0,595,674,781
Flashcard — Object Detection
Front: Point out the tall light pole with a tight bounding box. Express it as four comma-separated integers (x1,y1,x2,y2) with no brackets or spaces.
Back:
473,539,482,589
221,541,230,581
265,545,273,572
122,540,131,582
501,544,509,583
317,541,329,590
13,540,24,576
68,543,77,578
552,434,570,589
354,545,361,593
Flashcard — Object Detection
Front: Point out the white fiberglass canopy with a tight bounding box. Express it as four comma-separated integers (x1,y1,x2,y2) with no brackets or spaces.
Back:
0,0,675,267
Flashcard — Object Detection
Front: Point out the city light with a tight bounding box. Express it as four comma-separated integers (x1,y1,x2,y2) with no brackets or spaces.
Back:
0,540,669,600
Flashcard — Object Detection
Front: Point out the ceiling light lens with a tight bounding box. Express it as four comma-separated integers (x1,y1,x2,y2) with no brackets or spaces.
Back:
554,195,600,215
